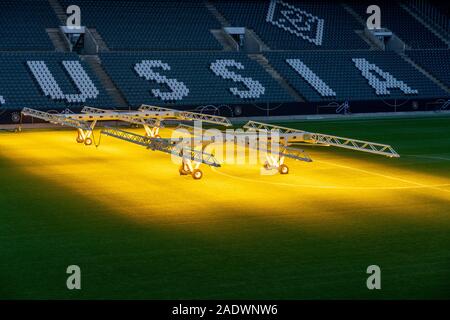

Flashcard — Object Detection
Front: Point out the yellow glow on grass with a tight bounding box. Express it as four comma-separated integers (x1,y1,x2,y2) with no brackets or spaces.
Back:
1,128,449,232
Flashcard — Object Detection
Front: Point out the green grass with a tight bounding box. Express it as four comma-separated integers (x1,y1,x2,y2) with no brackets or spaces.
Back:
0,116,449,299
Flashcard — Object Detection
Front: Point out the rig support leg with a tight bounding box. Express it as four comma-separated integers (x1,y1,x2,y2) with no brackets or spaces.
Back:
76,120,97,145
263,152,288,174
180,158,203,180
143,121,161,138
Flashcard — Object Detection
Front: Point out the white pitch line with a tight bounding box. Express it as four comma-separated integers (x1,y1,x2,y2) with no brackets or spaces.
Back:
210,166,450,191
315,159,450,194
407,154,450,162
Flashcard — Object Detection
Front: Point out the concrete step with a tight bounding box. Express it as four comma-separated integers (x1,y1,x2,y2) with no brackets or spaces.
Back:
88,28,110,51
205,1,230,27
354,30,382,51
248,54,304,102
81,55,128,108
342,4,389,51
341,3,366,27
407,3,450,43
400,3,450,48
210,29,237,51
46,28,69,52
342,3,412,50
246,29,270,51
48,0,66,24
400,53,450,95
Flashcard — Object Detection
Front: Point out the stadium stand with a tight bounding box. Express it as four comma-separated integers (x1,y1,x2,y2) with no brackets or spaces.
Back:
213,0,369,50
0,0,449,120
348,0,447,49
0,52,114,110
99,51,293,106
265,50,448,102
406,49,450,87
58,0,223,50
0,0,60,50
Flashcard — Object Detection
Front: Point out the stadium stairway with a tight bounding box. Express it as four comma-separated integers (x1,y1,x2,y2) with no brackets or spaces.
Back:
342,3,412,51
341,4,384,50
48,0,66,24
248,54,303,102
246,29,271,51
400,53,450,94
46,28,69,52
206,1,269,51
406,2,450,44
347,1,446,49
205,0,231,27
400,3,450,49
353,30,383,51
210,30,238,51
81,55,128,108
406,49,450,88
88,29,110,52
342,3,366,26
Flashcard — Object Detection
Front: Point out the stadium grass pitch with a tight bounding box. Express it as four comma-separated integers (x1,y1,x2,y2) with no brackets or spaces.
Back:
0,116,449,299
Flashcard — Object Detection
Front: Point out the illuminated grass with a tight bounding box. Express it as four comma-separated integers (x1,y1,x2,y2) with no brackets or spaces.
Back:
0,116,449,299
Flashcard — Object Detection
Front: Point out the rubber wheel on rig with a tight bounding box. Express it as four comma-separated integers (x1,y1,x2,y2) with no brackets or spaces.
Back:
84,138,93,146
192,169,203,180
76,136,84,143
154,135,161,139
279,164,289,175
179,165,189,175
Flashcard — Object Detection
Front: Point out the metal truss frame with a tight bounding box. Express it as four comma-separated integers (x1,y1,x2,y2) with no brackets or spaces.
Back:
243,120,400,158
138,105,232,127
22,104,231,142
174,123,312,174
22,107,91,131
101,127,220,179
20,107,400,179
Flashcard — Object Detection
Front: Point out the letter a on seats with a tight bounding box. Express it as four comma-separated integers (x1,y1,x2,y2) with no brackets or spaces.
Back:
352,58,418,95
210,59,265,99
27,60,99,103
134,60,189,101
0,95,5,104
